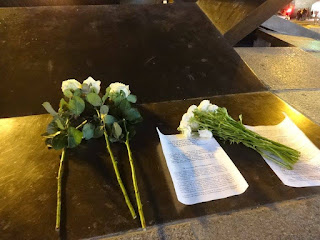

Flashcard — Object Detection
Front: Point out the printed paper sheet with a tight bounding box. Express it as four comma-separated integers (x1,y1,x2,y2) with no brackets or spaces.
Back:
247,115,320,187
157,128,248,205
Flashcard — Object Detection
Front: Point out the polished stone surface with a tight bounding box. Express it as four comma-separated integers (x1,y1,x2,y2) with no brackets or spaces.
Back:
235,47,320,90
197,0,265,35
1,92,320,240
197,0,292,45
0,4,265,118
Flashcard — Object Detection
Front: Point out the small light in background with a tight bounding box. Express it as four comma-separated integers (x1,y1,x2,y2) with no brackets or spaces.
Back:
163,0,167,4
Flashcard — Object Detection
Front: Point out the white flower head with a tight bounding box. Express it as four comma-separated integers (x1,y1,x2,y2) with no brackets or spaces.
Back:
180,126,192,138
83,76,101,94
179,113,190,130
198,100,210,112
198,129,213,138
179,111,199,133
109,82,131,97
208,104,219,113
187,105,197,115
181,112,193,124
61,79,81,92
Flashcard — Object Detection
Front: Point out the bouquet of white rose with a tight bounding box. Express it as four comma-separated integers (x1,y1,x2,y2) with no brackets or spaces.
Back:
42,77,145,232
178,100,300,169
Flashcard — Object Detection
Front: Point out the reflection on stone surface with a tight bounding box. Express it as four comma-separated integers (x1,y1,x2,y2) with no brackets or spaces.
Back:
1,92,320,239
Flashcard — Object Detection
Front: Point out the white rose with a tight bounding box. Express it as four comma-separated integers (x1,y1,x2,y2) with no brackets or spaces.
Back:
187,105,197,114
198,129,213,138
109,82,131,97
208,104,219,112
61,79,81,92
83,76,101,94
198,100,210,111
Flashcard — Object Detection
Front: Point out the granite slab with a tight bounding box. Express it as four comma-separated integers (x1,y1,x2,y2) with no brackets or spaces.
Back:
0,0,118,7
1,92,320,240
276,90,320,126
0,4,265,118
262,30,320,52
235,47,320,90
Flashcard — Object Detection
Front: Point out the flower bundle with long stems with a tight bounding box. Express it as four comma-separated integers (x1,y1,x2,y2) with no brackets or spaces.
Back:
42,77,146,231
98,82,146,229
97,109,136,219
178,100,300,170
42,77,103,232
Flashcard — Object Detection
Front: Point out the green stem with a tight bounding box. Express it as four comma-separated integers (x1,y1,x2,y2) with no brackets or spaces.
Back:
194,111,300,168
125,133,146,230
103,130,137,219
56,148,66,232
76,120,88,129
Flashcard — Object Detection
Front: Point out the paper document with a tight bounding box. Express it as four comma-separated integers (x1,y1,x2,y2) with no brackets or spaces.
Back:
247,115,320,187
157,128,248,205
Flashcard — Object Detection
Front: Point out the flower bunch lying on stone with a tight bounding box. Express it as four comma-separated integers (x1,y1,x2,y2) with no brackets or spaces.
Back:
178,100,300,169
42,77,145,232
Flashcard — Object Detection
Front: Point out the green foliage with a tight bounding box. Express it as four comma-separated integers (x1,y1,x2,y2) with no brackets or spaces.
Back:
127,94,137,103
86,93,102,107
73,89,82,97
119,99,131,112
100,105,109,115
68,127,83,148
93,125,104,138
52,133,68,150
124,108,142,123
63,89,73,98
102,94,108,104
127,125,137,139
82,123,95,140
112,122,122,139
42,102,58,116
104,115,116,125
42,80,142,150
47,120,59,134
44,99,85,150
55,118,65,130
69,96,85,116
59,98,68,112
111,93,125,105
105,87,111,96
99,89,142,142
